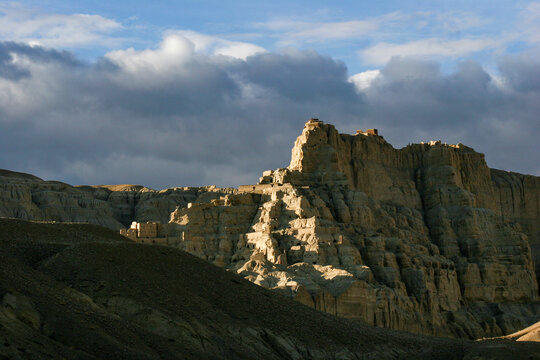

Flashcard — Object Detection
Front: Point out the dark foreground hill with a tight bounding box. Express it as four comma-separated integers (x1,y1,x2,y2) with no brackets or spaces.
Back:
1,219,540,359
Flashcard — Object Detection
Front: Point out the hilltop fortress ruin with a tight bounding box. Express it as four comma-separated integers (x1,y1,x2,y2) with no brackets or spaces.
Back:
1,118,540,339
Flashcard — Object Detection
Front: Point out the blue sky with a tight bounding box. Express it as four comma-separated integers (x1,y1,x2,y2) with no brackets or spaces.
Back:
0,1,539,188
2,0,536,72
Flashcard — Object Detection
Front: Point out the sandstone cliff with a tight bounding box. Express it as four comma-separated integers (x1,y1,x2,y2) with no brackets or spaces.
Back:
1,119,540,340
0,170,234,229
167,119,540,339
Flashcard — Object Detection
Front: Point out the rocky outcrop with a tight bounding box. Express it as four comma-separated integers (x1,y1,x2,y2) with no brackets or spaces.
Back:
0,170,234,229
490,170,540,283
1,119,540,340
165,119,540,339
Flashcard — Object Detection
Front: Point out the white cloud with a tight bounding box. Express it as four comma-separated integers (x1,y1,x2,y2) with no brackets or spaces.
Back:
253,10,492,50
406,11,488,33
521,2,540,23
105,34,195,75
349,70,381,91
361,37,503,65
104,32,266,84
0,3,122,48
437,12,487,33
214,43,267,60
519,2,540,44
289,20,377,41
255,19,379,46
169,30,267,59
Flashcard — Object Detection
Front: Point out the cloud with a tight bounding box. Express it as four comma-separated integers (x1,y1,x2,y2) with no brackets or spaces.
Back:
518,2,540,44
0,3,122,48
437,12,488,33
103,32,267,82
171,31,267,60
0,35,539,190
349,70,381,90
351,56,540,175
236,49,357,102
0,36,361,188
0,43,30,80
498,54,540,92
258,19,378,45
408,11,488,33
361,37,503,65
251,10,494,53
105,34,196,75
214,42,267,60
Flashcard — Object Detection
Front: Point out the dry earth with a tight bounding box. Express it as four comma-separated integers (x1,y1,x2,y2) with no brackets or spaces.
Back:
1,218,540,359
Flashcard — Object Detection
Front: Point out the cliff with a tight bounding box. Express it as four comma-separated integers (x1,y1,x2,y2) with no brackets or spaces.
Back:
168,120,540,338
1,119,540,340
0,170,234,229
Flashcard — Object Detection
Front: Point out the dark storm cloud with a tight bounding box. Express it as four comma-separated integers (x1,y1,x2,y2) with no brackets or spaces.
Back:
0,39,538,189
0,41,80,69
0,39,363,188
0,41,75,79
0,53,28,80
363,58,496,131
498,55,540,93
357,56,540,175
238,50,359,103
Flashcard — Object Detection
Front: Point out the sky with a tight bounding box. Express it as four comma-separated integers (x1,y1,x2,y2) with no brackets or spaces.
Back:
0,1,539,189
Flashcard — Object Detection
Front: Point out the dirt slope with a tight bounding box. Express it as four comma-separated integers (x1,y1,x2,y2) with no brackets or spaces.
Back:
1,219,539,359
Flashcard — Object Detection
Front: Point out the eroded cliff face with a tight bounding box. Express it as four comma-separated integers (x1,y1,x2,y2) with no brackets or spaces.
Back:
0,170,234,230
490,169,540,280
166,120,540,339
1,120,539,339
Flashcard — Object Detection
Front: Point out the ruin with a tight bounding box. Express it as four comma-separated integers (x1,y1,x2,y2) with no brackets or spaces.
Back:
355,128,378,136
238,183,293,194
120,221,180,245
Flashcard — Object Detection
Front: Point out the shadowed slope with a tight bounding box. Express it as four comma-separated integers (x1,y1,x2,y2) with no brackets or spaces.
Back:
0,169,41,180
1,219,540,359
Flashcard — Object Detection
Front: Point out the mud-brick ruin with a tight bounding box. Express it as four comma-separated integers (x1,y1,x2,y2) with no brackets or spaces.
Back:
120,221,180,245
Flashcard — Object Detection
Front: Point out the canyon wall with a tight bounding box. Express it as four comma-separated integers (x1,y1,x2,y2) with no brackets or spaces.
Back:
0,169,235,229
165,120,540,338
1,119,539,339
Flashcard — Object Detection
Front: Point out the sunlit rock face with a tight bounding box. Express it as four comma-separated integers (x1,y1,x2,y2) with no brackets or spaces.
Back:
167,119,540,339
1,119,539,339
